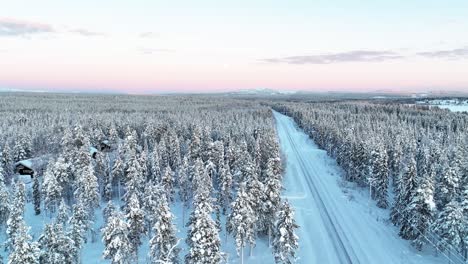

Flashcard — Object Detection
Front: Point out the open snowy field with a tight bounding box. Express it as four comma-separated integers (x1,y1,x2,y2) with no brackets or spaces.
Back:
273,110,444,264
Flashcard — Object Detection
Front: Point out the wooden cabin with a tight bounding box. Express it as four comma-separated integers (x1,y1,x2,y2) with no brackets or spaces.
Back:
14,157,47,178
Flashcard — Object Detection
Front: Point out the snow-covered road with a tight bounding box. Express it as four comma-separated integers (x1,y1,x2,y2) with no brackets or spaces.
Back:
273,110,442,264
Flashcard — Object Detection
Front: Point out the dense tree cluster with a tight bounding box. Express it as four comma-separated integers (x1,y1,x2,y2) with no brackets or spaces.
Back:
274,101,468,257
0,93,297,263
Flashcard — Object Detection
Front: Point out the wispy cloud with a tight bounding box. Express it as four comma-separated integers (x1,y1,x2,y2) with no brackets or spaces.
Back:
139,32,159,38
0,18,54,36
139,48,175,54
69,28,105,37
262,50,403,64
417,47,468,59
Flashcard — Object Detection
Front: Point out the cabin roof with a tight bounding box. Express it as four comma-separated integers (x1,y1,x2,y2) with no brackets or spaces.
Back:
14,156,48,169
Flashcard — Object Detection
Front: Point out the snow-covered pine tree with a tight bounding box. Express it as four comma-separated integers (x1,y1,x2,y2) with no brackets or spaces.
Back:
38,223,77,264
0,168,9,226
159,138,169,168
69,200,88,255
102,210,132,264
188,126,202,161
143,182,164,234
56,199,69,227
435,155,460,209
12,134,32,162
126,192,145,261
178,156,191,224
33,176,41,215
162,165,175,202
217,161,233,216
150,146,162,182
6,181,26,250
226,183,256,264
112,151,125,200
263,174,282,246
7,220,39,264
103,200,117,225
405,174,436,250
185,202,222,264
273,201,299,264
149,195,180,264
392,154,417,227
74,163,100,214
370,143,389,209
247,174,265,240
1,144,13,178
432,200,465,252
123,154,143,205
43,160,62,214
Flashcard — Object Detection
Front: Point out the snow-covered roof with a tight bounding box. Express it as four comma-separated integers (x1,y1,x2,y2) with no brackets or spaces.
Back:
14,156,48,169
15,159,33,168
102,140,110,145
90,146,98,154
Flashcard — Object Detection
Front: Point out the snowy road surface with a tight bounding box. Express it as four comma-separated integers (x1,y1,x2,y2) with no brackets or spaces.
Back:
273,110,442,264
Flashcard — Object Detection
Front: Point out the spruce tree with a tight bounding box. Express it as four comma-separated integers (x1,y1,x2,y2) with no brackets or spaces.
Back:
161,166,175,202
0,168,9,226
38,223,77,264
226,183,255,264
149,195,180,264
8,220,39,264
102,211,132,264
126,192,145,261
273,201,299,264
432,200,464,252
33,176,41,215
6,181,26,250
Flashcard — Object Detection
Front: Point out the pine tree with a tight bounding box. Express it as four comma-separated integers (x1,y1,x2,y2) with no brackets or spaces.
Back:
149,195,180,264
263,176,282,246
74,163,100,214
432,200,464,252
8,220,40,264
161,166,175,202
406,175,436,250
69,201,88,255
56,199,69,227
124,155,143,205
103,200,117,225
217,162,233,215
126,192,145,260
227,183,255,264
370,144,389,209
1,144,13,178
43,160,63,214
392,155,417,227
112,152,125,200
436,157,460,209
38,223,77,264
150,146,162,182
185,204,222,264
102,211,132,264
178,156,191,224
33,176,41,215
143,183,163,234
0,168,9,226
273,201,299,264
6,181,26,250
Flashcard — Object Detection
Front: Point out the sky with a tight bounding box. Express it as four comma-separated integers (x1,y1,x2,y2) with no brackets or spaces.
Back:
1,0,468,94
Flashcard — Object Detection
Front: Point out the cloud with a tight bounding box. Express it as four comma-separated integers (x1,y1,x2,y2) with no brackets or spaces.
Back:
262,50,404,64
69,28,105,37
0,18,54,36
139,32,159,38
417,47,468,59
139,48,174,54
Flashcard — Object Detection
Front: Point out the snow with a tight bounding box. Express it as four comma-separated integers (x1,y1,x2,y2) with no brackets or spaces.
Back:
417,99,468,113
273,110,443,264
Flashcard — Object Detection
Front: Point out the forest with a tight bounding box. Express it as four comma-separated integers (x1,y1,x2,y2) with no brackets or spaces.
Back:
274,101,468,260
0,93,296,264
0,92,467,263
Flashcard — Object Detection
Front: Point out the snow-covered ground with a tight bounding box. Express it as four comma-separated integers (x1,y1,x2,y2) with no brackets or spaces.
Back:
417,99,468,112
273,110,444,264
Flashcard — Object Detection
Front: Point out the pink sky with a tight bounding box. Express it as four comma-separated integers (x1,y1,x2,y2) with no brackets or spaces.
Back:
1,1,468,94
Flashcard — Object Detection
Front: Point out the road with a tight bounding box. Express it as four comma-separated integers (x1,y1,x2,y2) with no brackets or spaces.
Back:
273,110,442,264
